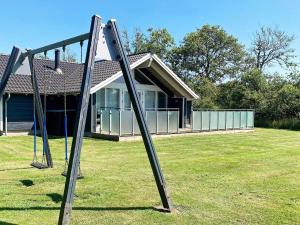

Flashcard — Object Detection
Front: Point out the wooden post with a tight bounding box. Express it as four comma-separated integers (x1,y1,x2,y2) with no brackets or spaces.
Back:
58,15,101,225
108,19,173,211
28,53,53,168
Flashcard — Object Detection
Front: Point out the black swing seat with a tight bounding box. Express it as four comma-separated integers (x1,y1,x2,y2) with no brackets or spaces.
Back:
31,161,48,169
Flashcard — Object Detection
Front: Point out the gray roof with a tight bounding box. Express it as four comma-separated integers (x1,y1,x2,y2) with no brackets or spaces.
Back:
0,53,148,95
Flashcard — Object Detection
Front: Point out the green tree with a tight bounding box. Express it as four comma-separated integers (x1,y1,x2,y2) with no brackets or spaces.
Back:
144,28,175,61
62,47,77,63
190,77,219,109
123,28,175,62
218,69,268,112
131,28,147,54
171,25,246,82
122,30,132,55
271,84,300,119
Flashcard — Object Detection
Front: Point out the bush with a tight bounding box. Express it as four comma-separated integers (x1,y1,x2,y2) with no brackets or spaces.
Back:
256,117,300,130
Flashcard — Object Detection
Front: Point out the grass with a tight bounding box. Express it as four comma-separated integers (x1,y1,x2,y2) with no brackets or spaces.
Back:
0,128,299,225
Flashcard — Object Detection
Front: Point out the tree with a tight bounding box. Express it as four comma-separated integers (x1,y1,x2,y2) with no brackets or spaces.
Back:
131,28,147,54
144,28,175,61
272,84,300,119
62,47,77,63
35,53,50,60
251,26,296,70
171,25,246,83
122,30,132,55
123,28,175,62
190,77,219,109
217,69,268,112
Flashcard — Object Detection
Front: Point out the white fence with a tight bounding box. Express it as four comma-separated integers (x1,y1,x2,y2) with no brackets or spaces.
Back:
192,110,254,131
98,109,180,136
97,109,254,136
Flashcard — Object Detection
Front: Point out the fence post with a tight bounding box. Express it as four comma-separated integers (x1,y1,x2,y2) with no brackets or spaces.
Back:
191,111,194,131
209,111,211,131
132,111,134,136
167,111,170,134
225,111,227,130
99,109,102,134
252,110,255,128
217,111,219,130
109,110,112,135
177,110,179,133
239,111,242,129
246,111,248,128
119,110,122,136
232,111,235,130
156,111,159,134
200,111,203,131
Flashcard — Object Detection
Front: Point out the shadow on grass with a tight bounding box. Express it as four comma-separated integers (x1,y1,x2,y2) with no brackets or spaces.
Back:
28,134,65,140
0,221,18,225
46,193,62,203
0,206,153,211
20,180,34,187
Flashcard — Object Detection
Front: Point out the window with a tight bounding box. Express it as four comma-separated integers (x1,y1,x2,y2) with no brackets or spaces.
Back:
145,91,156,110
124,91,131,110
96,89,105,110
138,91,144,108
158,92,166,108
106,88,120,109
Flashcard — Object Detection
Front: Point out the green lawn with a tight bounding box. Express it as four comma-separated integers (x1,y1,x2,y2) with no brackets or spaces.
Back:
0,128,299,225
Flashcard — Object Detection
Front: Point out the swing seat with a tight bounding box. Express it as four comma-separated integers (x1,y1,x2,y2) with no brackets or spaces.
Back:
31,161,48,169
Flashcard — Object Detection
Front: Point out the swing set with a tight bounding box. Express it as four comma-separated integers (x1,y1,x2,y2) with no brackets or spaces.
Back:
30,44,83,179
0,15,173,224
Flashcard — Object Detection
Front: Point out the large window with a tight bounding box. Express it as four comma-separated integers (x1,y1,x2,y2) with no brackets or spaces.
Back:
106,88,120,109
145,91,156,109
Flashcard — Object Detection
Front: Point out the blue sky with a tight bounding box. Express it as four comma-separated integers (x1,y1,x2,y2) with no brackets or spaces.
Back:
0,0,299,70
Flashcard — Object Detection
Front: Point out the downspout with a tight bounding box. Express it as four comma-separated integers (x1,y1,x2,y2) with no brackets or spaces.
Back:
5,93,10,136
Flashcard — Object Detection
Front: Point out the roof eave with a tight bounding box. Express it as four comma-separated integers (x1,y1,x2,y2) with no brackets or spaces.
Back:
151,54,199,99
